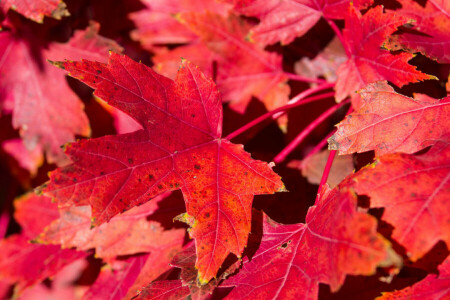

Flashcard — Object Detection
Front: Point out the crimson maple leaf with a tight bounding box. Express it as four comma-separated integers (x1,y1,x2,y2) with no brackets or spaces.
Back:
335,5,434,102
354,142,450,261
227,0,373,46
0,0,69,23
329,81,450,156
386,0,450,63
222,183,401,299
42,53,284,283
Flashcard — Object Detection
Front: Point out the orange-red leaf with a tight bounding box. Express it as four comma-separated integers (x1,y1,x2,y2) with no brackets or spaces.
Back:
43,53,284,283
335,6,433,102
354,143,450,261
329,81,450,156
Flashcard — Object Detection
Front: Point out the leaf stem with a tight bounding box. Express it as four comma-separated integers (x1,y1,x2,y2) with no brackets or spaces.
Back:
226,92,335,140
314,150,337,203
272,83,335,120
326,19,351,58
273,100,349,164
314,106,353,202
284,72,327,84
300,129,336,168
0,210,9,239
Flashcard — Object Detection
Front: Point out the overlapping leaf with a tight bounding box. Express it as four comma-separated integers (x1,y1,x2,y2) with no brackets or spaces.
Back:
0,0,69,23
0,22,122,167
387,0,450,63
134,280,190,300
0,234,88,294
335,6,433,102
43,53,284,283
83,254,148,300
36,193,186,258
329,81,450,156
378,256,450,299
227,0,372,46
163,12,290,114
129,0,230,50
354,143,450,261
222,184,400,299
14,193,59,238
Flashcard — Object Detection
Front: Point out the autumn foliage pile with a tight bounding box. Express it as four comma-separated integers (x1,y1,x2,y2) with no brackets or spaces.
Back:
0,0,449,299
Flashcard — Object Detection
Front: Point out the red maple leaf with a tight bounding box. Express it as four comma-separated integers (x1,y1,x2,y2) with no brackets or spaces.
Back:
335,5,434,102
329,81,450,156
386,0,450,63
42,53,284,283
222,183,401,299
354,142,450,261
227,0,373,46
0,0,69,23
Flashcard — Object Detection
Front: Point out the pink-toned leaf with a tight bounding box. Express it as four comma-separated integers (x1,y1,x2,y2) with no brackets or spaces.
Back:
222,184,400,299
0,234,88,294
378,256,450,299
0,22,122,166
43,53,284,283
0,0,69,23
228,0,373,46
354,142,450,261
2,139,43,176
329,81,450,156
83,254,149,300
19,259,88,300
37,193,186,259
335,6,434,102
